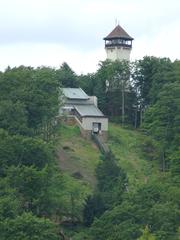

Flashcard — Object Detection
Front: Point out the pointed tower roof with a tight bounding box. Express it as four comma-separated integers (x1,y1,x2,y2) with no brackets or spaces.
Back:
104,25,133,40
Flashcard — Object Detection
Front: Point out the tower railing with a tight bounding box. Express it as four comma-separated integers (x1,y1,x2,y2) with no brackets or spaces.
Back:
105,42,132,48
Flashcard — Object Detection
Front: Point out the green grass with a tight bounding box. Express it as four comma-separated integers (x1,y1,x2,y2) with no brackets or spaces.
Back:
57,122,161,190
108,123,159,189
57,124,101,188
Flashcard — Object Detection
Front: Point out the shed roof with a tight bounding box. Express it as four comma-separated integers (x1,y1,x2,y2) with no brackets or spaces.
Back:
104,25,133,40
62,88,89,100
74,105,105,117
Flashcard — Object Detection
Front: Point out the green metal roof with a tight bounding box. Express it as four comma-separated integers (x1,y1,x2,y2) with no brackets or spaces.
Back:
74,105,105,117
62,88,89,100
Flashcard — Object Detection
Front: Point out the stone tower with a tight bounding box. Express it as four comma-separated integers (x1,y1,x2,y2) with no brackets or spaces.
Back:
104,25,133,61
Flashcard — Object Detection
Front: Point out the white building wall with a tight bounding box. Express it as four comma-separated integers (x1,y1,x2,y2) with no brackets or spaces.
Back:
81,117,108,131
106,47,131,61
88,96,98,107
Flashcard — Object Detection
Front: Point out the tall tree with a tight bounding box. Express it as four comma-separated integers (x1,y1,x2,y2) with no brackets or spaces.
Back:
143,81,180,171
56,62,77,87
78,73,95,95
94,60,135,125
132,57,172,124
0,66,60,140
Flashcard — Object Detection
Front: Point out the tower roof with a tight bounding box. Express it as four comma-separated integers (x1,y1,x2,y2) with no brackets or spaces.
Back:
104,25,133,40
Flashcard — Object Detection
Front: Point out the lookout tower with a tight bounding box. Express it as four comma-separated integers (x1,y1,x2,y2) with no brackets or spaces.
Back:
104,25,134,61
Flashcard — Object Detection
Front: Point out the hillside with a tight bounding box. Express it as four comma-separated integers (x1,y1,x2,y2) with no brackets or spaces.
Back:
57,123,160,190
56,123,164,239
108,123,160,189
57,124,101,188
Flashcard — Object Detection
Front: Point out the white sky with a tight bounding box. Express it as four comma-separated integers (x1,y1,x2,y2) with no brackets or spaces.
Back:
0,0,180,74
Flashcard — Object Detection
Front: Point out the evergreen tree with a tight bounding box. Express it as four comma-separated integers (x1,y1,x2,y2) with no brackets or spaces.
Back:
56,62,77,87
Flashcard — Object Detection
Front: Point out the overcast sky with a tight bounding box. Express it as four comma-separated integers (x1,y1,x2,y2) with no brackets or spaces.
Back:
0,0,180,74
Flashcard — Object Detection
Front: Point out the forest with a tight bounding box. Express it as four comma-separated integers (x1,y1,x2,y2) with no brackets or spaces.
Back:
0,57,179,239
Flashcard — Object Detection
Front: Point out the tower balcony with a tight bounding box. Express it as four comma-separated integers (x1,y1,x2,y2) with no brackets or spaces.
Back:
105,39,132,49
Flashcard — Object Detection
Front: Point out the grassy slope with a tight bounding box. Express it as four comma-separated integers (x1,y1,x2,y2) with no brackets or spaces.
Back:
108,123,159,189
57,124,101,188
57,123,160,190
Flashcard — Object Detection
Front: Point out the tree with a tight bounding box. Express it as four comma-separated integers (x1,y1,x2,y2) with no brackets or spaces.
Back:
89,178,180,240
0,66,60,140
143,81,180,171
96,152,127,195
0,212,59,240
94,60,134,125
28,67,60,140
170,147,180,183
90,203,140,240
7,165,52,215
132,57,172,124
0,100,29,135
0,179,21,221
83,194,106,227
56,62,77,87
0,130,54,176
78,73,95,95
83,152,127,227
60,174,89,222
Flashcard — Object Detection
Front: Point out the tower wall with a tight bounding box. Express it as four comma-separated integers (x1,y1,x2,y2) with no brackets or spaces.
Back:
105,46,131,61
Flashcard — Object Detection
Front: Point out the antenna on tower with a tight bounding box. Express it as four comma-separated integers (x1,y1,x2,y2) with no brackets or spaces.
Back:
115,18,118,27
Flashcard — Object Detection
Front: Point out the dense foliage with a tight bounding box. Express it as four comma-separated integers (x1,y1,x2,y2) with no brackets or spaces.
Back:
78,58,180,172
83,152,127,226
0,57,179,239
77,58,180,239
0,66,89,239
